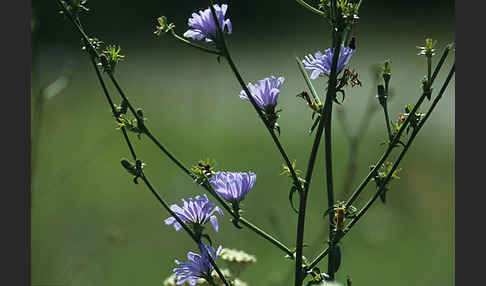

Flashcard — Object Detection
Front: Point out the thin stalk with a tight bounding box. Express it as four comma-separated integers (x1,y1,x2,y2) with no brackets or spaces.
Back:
87,50,138,161
295,116,326,284
324,104,335,280
323,26,343,282
200,181,294,257
295,0,325,16
296,56,321,104
170,30,222,55
295,27,343,285
382,101,392,140
239,217,294,257
431,44,452,84
307,63,454,271
207,1,302,192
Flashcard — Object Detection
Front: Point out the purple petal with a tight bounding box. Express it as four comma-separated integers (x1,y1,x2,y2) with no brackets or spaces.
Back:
210,215,219,232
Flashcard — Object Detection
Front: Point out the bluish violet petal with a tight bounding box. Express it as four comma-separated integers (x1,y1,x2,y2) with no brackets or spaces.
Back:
221,4,228,15
164,216,176,226
248,173,256,190
239,91,249,101
310,69,321,80
277,77,285,89
214,206,223,217
269,88,280,105
183,29,205,41
225,19,232,34
209,215,219,232
176,276,188,285
173,221,182,231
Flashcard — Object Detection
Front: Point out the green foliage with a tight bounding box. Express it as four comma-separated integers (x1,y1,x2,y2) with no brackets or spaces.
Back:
100,45,125,74
116,109,147,139
59,0,89,17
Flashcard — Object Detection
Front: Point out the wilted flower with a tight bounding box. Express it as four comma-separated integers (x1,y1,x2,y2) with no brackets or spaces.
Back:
173,244,222,286
183,4,232,43
220,248,257,277
209,172,256,204
303,45,355,79
239,76,285,109
164,195,223,233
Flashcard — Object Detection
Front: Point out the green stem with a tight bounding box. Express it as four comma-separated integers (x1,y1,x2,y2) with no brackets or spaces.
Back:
323,27,343,282
170,30,222,55
431,44,452,83
295,0,325,16
206,1,303,192
382,101,392,140
324,104,335,280
200,181,294,257
295,116,326,284
86,49,138,161
294,26,343,285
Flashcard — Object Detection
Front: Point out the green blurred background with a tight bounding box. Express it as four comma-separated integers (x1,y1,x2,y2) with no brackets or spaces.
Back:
31,1,455,285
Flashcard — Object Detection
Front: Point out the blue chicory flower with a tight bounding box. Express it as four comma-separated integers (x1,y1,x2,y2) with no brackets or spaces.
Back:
239,76,285,109
164,195,223,232
174,244,222,286
303,45,355,79
183,4,232,43
209,171,256,204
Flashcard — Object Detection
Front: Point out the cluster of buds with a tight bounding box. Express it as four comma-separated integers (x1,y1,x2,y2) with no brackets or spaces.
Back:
319,0,359,25
417,38,437,58
382,59,392,84
120,158,145,184
81,37,125,74
395,104,425,135
371,162,401,203
191,159,217,184
59,0,89,17
99,44,125,74
154,16,176,36
116,108,147,139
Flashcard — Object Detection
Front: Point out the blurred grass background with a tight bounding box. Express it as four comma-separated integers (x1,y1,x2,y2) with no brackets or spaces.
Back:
31,1,455,285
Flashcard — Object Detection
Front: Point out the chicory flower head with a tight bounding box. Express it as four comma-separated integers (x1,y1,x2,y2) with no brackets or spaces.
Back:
183,4,232,43
239,76,285,109
303,45,355,79
174,244,222,286
209,171,256,204
164,195,223,233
